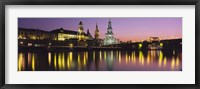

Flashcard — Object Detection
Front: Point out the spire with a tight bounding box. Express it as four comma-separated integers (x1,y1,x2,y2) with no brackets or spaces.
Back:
106,19,113,34
95,23,99,39
87,29,93,40
87,29,90,34
108,18,112,29
79,21,83,25
96,22,99,32
78,21,84,33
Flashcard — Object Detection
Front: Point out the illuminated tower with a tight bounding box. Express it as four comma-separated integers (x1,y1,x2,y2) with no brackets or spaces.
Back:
103,19,119,45
95,23,99,39
77,21,85,40
107,19,113,34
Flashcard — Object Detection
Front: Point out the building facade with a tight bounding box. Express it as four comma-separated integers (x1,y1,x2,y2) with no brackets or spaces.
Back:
18,21,93,41
18,21,93,47
103,19,119,45
18,28,53,40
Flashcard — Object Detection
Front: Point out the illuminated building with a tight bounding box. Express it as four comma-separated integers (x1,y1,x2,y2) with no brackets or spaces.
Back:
18,21,93,41
18,28,53,40
148,37,162,50
51,21,92,41
18,21,94,47
77,21,86,40
103,19,119,45
149,37,160,42
50,27,91,41
50,28,78,41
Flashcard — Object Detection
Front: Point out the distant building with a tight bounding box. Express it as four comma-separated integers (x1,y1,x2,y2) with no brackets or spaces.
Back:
103,19,119,45
149,37,160,43
148,37,162,50
18,28,54,40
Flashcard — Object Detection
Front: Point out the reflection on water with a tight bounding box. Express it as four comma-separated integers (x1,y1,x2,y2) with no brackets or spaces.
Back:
18,50,182,71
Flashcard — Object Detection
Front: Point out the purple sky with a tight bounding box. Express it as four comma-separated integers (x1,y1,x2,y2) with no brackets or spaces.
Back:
18,18,182,42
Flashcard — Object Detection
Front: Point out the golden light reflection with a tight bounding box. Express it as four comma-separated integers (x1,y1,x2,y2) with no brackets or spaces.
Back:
116,51,118,61
111,51,113,60
86,51,88,60
171,56,175,70
93,51,95,60
54,53,57,70
104,51,106,60
78,53,80,64
147,51,150,65
133,52,136,64
58,53,62,70
163,57,167,67
141,53,144,66
28,52,31,66
48,52,51,66
84,52,86,60
118,51,121,64
139,51,144,66
67,52,73,70
78,53,81,70
62,53,65,69
84,52,87,66
18,53,25,71
100,51,102,61
69,52,73,61
131,52,134,63
126,52,128,64
32,53,35,71
67,58,70,70
176,57,180,68
150,51,156,60
158,51,163,67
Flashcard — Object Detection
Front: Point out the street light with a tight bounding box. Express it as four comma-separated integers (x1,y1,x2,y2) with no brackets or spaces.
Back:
139,43,142,49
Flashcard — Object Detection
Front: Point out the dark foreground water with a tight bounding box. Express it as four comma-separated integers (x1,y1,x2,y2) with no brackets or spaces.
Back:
18,50,182,71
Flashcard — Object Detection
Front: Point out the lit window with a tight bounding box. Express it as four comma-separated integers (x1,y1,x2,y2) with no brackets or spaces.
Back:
20,42,23,44
28,43,32,46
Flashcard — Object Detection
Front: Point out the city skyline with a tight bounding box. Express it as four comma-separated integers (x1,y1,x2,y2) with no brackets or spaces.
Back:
18,18,182,42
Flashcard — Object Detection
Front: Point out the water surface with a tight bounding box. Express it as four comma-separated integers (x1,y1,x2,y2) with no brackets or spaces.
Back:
18,50,182,71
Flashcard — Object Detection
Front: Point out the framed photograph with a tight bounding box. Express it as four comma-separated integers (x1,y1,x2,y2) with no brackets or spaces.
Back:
0,0,200,89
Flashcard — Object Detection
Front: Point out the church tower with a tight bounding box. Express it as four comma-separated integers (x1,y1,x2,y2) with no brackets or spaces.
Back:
107,19,113,35
103,19,119,45
77,21,85,40
78,21,84,35
87,29,93,40
95,23,99,39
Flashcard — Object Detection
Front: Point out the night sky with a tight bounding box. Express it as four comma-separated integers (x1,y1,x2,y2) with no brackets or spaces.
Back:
18,18,182,42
